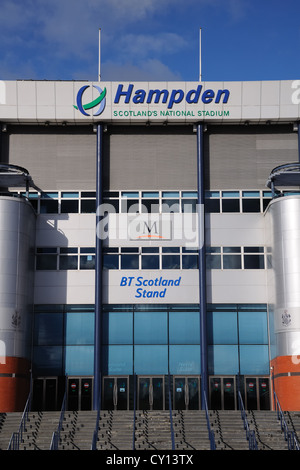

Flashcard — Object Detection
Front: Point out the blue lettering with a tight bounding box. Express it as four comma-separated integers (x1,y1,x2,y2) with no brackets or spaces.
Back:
133,89,146,104
136,276,143,286
215,89,230,104
186,85,202,104
147,89,169,104
168,89,184,109
135,288,142,298
114,84,133,104
202,89,215,104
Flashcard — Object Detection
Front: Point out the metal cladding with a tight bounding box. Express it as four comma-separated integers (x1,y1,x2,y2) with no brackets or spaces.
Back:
266,196,300,358
0,196,36,369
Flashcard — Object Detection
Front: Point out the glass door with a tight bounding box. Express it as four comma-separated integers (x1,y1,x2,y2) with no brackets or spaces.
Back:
102,376,129,410
244,377,270,410
32,377,58,411
67,377,93,410
138,376,164,410
209,376,237,410
173,376,200,410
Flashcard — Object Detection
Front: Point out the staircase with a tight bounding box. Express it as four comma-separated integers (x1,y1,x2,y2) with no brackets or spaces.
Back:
0,409,298,450
247,411,289,450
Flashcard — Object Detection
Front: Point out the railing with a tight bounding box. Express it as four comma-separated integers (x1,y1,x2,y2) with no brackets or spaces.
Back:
273,391,300,450
50,376,68,450
168,374,175,450
132,374,137,451
237,391,258,450
203,392,216,450
7,377,33,450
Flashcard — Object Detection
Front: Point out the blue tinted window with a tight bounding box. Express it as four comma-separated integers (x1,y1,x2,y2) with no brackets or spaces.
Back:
134,312,167,344
238,311,268,344
33,346,63,375
34,313,63,345
239,345,269,374
102,346,133,375
169,312,200,344
65,312,94,345
207,311,238,344
208,345,239,375
169,345,200,374
134,345,168,375
65,346,94,375
102,312,133,344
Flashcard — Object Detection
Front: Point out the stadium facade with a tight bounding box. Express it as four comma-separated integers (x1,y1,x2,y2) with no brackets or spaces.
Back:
0,78,300,413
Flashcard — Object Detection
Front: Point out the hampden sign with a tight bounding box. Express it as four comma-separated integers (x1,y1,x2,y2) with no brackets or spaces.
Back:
74,82,231,119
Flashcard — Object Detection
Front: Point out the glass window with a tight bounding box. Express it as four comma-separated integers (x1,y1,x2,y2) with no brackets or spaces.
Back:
239,345,269,375
34,313,63,345
182,192,197,198
242,199,261,212
207,311,238,344
61,200,79,213
80,255,95,270
169,345,200,374
222,199,240,212
40,199,59,214
102,312,133,344
162,200,180,213
65,345,94,375
121,199,139,213
142,255,160,269
36,254,57,270
102,345,133,375
81,199,96,213
182,255,198,269
134,345,168,375
134,312,167,344
169,312,200,344
162,255,180,269
65,311,94,345
208,345,239,375
33,346,63,375
244,255,264,269
121,254,139,269
205,199,220,213
238,311,268,344
206,254,221,269
103,254,119,269
141,199,159,213
59,255,78,270
223,255,241,269
182,199,197,213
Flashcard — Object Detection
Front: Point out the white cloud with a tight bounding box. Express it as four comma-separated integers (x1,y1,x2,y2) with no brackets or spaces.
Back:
101,58,182,81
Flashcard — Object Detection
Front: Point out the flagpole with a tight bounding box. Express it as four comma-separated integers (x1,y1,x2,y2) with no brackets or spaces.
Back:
199,28,202,82
98,28,101,81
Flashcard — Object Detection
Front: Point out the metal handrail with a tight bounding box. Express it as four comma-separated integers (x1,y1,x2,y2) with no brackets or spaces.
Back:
273,391,300,450
132,374,137,450
203,392,216,450
50,376,68,450
237,391,258,450
168,374,175,450
7,376,33,450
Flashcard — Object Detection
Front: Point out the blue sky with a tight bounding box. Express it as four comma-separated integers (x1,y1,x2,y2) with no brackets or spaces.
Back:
0,0,299,82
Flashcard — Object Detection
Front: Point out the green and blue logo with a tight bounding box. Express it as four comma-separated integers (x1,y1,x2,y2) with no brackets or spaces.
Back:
74,85,106,116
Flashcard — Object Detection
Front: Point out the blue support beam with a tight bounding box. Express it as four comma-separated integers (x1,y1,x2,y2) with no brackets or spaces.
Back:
93,124,103,410
196,123,208,409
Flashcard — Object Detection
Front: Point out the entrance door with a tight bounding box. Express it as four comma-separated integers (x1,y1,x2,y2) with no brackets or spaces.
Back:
209,376,237,410
67,377,93,411
138,376,164,410
32,377,58,411
244,377,270,410
102,376,129,410
174,376,200,410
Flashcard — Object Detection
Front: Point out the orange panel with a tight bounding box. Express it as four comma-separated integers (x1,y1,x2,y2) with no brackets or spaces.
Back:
0,357,31,412
271,356,300,411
